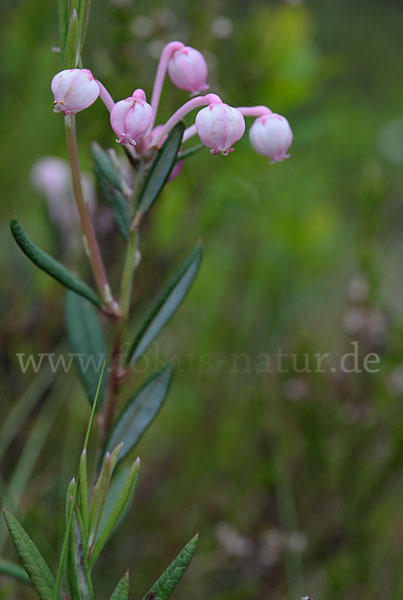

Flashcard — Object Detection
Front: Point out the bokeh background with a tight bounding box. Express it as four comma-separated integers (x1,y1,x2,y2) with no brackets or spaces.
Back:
1,0,403,598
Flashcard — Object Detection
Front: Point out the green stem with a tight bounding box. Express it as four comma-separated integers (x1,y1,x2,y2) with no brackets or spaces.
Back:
120,227,139,325
65,114,120,319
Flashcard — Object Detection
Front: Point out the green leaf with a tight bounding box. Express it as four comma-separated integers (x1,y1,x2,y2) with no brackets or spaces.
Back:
92,143,130,242
137,122,185,218
2,509,58,600
103,362,175,463
176,143,204,162
10,218,101,308
79,450,89,536
65,290,108,406
127,242,203,366
89,458,140,568
64,8,80,68
78,0,91,53
142,534,199,600
110,571,129,600
0,557,31,585
65,478,77,526
88,443,123,547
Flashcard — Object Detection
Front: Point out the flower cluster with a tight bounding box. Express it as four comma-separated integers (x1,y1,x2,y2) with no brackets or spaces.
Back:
51,42,292,164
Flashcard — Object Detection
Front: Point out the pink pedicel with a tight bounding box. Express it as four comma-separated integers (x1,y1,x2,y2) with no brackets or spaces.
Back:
249,113,293,164
110,89,153,146
168,46,209,95
195,102,245,156
51,69,100,115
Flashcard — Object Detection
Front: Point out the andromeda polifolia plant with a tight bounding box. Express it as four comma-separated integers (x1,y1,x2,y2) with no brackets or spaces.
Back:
2,1,293,598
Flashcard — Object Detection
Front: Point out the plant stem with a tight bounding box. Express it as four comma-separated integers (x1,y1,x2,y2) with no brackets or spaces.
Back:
64,113,120,319
99,163,146,446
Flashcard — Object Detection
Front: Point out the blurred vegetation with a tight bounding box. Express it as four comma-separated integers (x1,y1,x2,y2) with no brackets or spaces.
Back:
1,0,403,599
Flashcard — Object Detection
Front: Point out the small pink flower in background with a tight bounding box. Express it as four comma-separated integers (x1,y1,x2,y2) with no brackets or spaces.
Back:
168,46,209,95
51,68,100,115
195,102,245,155
110,89,153,146
249,113,293,164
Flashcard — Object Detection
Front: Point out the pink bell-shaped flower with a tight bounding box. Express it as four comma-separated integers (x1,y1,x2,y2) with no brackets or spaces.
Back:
51,69,100,115
195,102,245,156
168,46,209,95
110,89,153,146
249,113,293,164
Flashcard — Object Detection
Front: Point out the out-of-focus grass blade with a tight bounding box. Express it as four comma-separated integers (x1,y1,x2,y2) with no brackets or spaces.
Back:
88,458,140,568
102,361,175,464
0,357,57,460
0,557,30,585
142,534,199,600
0,379,67,552
110,570,129,599
127,242,203,366
137,122,185,219
2,510,58,600
57,0,68,65
10,218,101,308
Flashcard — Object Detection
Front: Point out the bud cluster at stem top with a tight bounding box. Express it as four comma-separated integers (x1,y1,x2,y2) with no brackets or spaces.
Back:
50,41,293,166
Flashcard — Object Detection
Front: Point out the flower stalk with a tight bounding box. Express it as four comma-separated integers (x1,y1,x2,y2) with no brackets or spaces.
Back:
64,114,120,319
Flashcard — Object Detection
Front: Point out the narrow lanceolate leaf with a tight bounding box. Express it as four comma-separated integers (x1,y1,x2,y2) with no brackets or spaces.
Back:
10,218,101,308
0,558,30,585
2,509,58,600
79,450,89,535
64,8,80,68
127,242,203,366
78,0,91,53
110,571,129,600
88,443,123,547
142,534,199,600
65,478,77,526
137,121,185,218
92,143,130,241
65,290,108,407
89,459,140,568
103,361,175,463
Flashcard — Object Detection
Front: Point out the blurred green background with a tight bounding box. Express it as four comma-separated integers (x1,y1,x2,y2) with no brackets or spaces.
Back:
1,0,403,598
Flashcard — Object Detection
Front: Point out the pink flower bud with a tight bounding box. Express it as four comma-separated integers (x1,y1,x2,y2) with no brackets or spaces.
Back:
195,102,245,156
168,46,209,95
110,89,153,146
249,113,293,164
51,69,100,115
